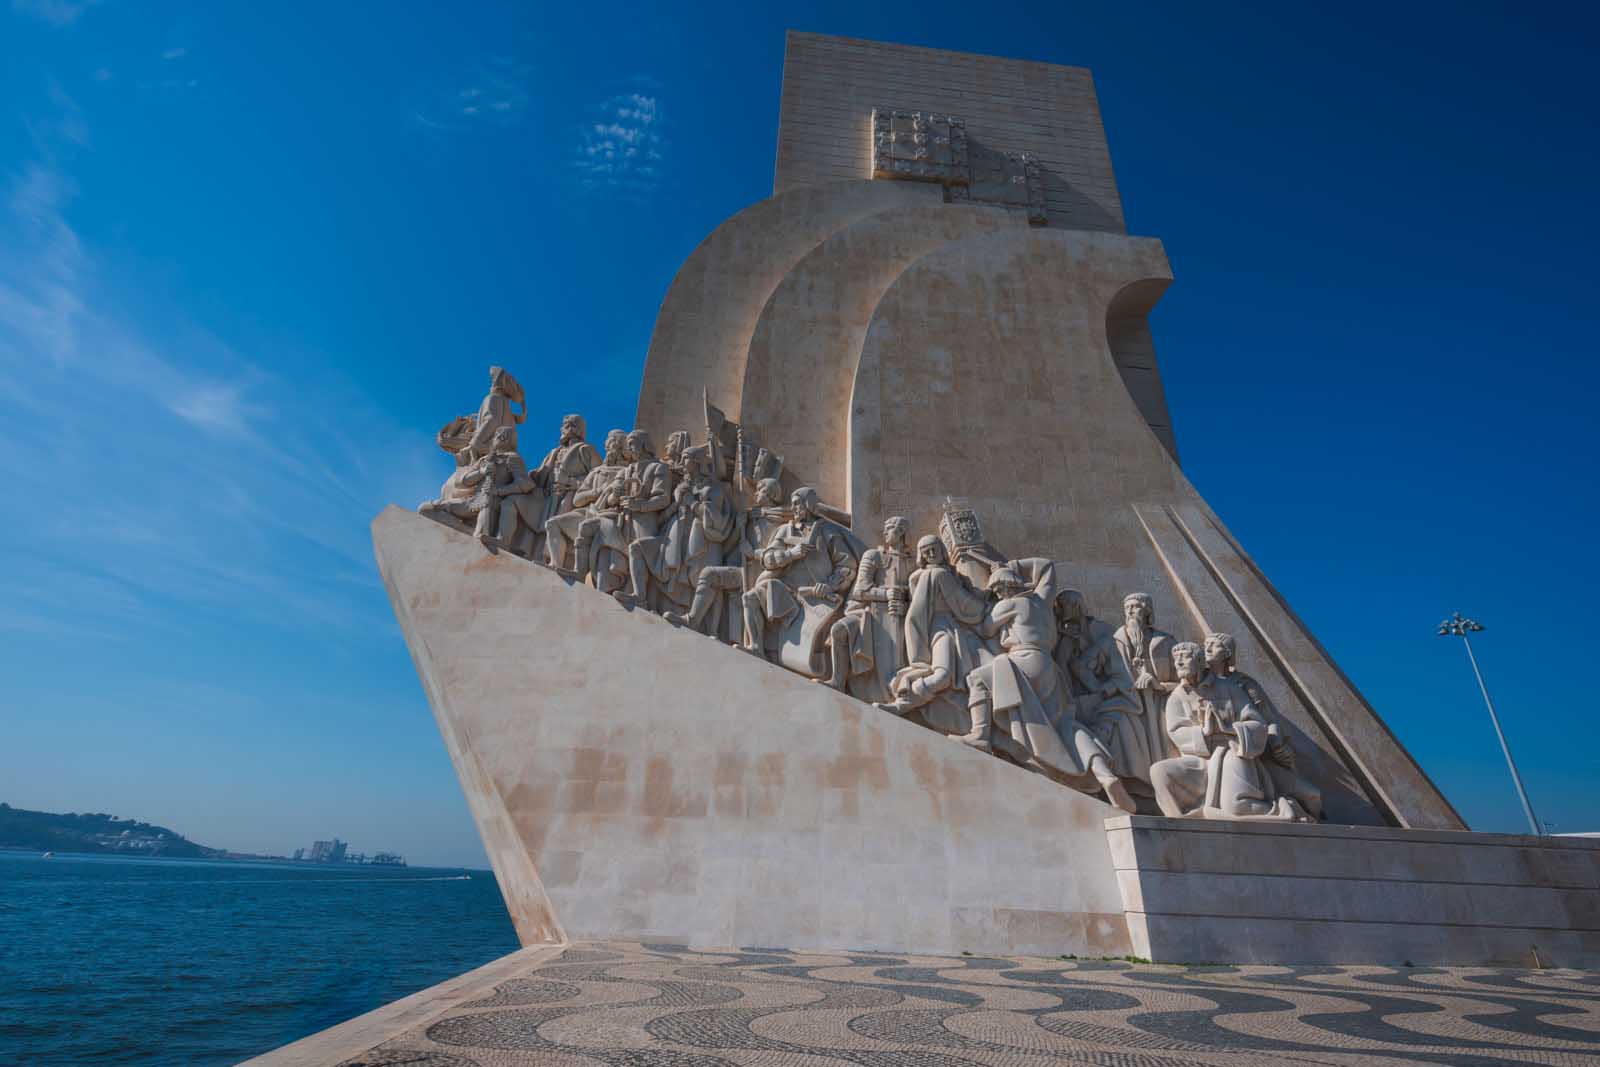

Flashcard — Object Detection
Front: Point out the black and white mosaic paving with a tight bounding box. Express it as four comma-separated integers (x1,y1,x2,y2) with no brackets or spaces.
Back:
339,941,1600,1067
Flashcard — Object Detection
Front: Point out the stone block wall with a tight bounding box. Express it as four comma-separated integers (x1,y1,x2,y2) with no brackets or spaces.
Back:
1108,815,1600,967
776,31,1126,233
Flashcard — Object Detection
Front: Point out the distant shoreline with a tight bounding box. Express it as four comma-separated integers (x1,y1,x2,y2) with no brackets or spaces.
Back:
0,846,490,874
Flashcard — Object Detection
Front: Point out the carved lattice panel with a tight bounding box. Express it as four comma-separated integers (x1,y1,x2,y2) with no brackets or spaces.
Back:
871,108,969,185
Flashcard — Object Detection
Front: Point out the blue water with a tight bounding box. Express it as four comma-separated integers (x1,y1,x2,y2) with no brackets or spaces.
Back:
0,850,521,1066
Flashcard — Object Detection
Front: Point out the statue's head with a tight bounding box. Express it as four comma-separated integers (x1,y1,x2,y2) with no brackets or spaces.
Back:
1204,632,1237,673
790,486,820,521
916,534,947,568
491,426,518,454
1172,641,1203,684
1122,592,1154,627
561,413,586,443
883,515,910,548
1055,588,1087,631
602,429,628,464
664,430,690,464
986,566,1025,600
754,477,783,508
625,429,654,460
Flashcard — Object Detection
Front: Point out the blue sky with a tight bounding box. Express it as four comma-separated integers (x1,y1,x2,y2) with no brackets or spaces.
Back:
2,1,1595,867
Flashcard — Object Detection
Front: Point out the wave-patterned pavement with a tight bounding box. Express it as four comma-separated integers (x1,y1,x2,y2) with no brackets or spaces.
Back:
337,941,1600,1067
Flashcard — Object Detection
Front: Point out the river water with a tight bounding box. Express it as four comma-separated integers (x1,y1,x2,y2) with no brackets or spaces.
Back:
0,850,520,1065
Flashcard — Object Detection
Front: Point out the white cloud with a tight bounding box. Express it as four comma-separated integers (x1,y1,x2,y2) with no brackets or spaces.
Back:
161,47,188,61
0,95,436,642
573,91,665,194
415,57,531,131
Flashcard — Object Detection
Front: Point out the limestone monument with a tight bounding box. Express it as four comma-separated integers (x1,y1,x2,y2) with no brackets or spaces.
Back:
376,32,1599,966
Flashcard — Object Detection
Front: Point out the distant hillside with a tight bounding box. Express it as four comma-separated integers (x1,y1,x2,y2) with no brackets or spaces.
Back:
0,802,213,858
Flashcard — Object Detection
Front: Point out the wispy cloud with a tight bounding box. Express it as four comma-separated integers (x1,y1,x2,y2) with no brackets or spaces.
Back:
10,0,100,26
414,56,532,131
161,46,188,61
573,90,665,194
0,88,436,642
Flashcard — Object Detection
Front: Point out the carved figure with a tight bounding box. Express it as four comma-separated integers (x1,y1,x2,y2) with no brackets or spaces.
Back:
1055,589,1150,783
876,535,991,734
961,563,1134,811
615,429,674,543
1113,593,1179,765
531,414,602,545
824,516,912,702
741,487,858,676
463,366,527,462
1148,641,1314,822
665,477,785,640
419,415,484,533
471,427,542,557
621,445,735,612
544,429,629,576
1204,632,1322,819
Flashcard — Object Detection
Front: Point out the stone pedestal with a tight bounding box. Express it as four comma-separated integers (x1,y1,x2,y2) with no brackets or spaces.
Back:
1108,815,1600,967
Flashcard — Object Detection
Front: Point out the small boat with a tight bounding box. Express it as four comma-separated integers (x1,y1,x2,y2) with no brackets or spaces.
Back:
40,851,53,859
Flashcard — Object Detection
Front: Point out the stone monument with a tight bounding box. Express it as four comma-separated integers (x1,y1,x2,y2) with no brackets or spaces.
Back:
375,32,1599,966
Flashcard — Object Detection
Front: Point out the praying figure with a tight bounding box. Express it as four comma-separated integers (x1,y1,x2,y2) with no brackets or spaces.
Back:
1203,632,1322,819
1148,641,1315,822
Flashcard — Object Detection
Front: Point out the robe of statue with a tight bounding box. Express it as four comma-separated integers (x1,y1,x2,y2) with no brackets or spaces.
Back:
1150,674,1309,821
1113,623,1178,767
533,438,601,533
890,564,991,734
970,561,1111,787
746,515,858,676
837,544,913,704
465,389,524,462
634,478,736,612
1060,620,1151,782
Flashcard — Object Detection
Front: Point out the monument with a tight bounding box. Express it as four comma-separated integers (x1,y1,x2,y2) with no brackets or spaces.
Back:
376,32,1598,966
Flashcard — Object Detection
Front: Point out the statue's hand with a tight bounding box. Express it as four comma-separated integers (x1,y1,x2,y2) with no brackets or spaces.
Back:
1135,669,1156,689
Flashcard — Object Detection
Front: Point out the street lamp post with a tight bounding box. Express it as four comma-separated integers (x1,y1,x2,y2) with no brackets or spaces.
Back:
1437,612,1542,837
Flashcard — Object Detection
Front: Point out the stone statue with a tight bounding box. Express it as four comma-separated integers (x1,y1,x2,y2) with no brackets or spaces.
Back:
741,486,858,676
877,535,991,735
531,414,602,546
1113,592,1179,766
960,563,1135,812
824,515,912,702
419,415,484,533
665,476,785,641
1148,641,1314,822
471,427,542,557
620,444,735,612
544,428,629,577
1203,632,1322,819
463,366,527,462
1055,589,1150,783
614,429,674,543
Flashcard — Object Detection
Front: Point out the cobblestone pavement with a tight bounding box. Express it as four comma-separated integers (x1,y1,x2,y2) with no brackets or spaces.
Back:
340,941,1600,1067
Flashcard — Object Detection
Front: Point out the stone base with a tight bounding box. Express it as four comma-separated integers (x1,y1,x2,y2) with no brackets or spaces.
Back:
1107,815,1600,967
